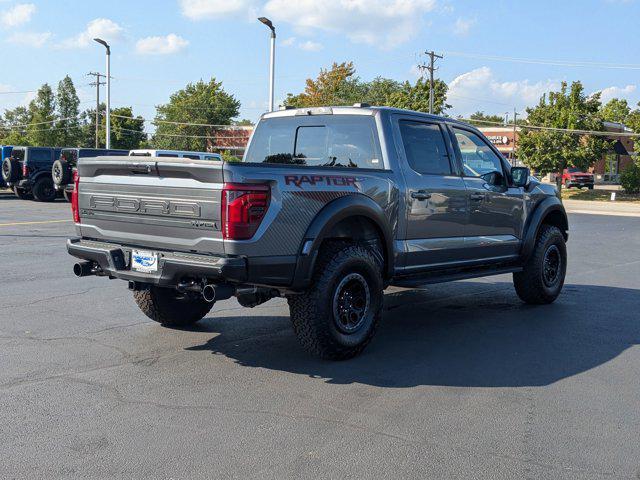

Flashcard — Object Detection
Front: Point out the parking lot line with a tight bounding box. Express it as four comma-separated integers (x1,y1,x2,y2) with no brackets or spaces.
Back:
0,219,71,227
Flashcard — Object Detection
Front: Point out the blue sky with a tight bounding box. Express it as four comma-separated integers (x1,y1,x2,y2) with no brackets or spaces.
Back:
1,0,639,127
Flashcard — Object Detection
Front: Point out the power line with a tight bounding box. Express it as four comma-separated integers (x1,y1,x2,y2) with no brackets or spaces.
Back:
444,51,640,70
110,113,253,129
457,117,639,137
418,51,443,114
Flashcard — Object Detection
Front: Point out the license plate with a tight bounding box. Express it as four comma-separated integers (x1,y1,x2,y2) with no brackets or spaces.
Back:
131,250,158,273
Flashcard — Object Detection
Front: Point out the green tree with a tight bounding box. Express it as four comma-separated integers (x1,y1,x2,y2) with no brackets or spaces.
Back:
153,79,240,151
109,107,146,149
79,104,103,148
385,78,450,114
0,106,32,146
27,83,57,146
466,111,506,127
599,98,630,123
517,81,610,175
56,75,82,146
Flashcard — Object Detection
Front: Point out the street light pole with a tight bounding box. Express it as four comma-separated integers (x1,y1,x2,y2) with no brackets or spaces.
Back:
94,38,111,149
258,17,276,112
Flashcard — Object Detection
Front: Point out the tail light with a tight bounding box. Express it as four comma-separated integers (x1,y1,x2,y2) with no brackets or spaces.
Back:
221,183,270,240
22,164,29,177
71,171,80,223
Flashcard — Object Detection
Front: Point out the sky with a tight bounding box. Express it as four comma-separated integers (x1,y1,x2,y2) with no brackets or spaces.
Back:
1,0,639,128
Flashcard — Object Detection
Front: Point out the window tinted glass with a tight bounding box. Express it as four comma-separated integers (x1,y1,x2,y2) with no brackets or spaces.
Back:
61,150,78,162
11,150,24,161
452,128,504,177
29,149,52,162
399,121,451,175
158,153,178,157
182,154,201,160
130,152,151,156
245,116,383,169
567,167,580,173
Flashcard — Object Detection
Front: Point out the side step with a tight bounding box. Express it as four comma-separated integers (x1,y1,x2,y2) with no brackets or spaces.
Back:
391,264,522,288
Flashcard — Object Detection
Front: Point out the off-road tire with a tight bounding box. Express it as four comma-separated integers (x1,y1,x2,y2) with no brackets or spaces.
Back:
2,157,20,183
287,243,383,360
513,224,567,304
133,286,214,327
32,177,57,202
13,186,32,200
52,159,71,187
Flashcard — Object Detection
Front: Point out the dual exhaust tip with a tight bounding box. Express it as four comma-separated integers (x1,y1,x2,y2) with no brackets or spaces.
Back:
73,261,229,303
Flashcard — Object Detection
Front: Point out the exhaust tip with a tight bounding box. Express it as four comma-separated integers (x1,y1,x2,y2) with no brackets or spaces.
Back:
73,261,95,277
202,284,216,303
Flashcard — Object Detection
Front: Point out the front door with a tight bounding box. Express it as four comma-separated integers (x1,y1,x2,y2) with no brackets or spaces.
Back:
394,117,468,271
449,126,524,261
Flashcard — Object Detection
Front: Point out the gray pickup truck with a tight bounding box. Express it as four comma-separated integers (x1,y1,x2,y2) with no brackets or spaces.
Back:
67,105,568,359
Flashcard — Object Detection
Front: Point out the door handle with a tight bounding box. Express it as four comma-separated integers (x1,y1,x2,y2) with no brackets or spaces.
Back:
470,192,485,201
411,190,431,200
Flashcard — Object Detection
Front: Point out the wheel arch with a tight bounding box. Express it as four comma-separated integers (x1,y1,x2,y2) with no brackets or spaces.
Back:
291,194,394,290
521,196,569,261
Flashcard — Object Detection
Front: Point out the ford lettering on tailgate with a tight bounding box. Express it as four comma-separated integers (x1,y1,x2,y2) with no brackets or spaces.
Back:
89,195,201,217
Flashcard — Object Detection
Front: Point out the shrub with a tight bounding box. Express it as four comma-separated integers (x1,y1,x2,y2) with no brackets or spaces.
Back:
620,160,640,194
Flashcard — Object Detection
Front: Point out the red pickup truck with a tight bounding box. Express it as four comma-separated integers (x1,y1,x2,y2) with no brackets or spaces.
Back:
562,167,594,189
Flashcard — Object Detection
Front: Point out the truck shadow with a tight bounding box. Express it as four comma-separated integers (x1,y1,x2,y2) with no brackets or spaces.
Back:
186,281,640,388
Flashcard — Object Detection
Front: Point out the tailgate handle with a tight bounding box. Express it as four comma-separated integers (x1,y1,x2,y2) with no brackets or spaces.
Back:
129,164,153,174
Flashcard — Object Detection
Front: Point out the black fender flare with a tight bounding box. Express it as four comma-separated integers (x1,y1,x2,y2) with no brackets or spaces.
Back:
520,196,569,261
32,170,54,184
291,194,394,290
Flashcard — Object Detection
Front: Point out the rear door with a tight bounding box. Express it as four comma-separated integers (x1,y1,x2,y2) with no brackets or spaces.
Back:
77,156,226,254
448,126,524,260
393,115,468,271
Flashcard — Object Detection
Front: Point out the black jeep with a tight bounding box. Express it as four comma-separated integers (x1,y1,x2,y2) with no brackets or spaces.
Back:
2,146,62,201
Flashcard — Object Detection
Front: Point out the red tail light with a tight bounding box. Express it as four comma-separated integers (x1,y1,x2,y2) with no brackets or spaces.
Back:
221,183,270,240
71,171,80,223
22,164,29,176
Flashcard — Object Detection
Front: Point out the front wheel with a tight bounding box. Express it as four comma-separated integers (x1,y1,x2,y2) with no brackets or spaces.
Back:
288,243,383,360
133,286,214,327
32,178,57,202
513,225,567,304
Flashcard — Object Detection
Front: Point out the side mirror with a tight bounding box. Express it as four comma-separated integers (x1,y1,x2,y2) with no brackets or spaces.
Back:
511,167,530,188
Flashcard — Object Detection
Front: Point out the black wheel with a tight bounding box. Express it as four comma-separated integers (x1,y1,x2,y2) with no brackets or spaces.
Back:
287,243,383,360
13,186,32,200
133,286,214,327
32,177,57,202
2,157,20,183
513,225,567,304
52,159,71,187
63,190,73,202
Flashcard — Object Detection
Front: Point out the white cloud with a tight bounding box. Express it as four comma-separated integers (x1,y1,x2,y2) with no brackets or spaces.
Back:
281,36,296,47
179,0,255,19
448,67,560,117
298,40,323,52
453,17,475,36
59,18,123,48
1,3,35,27
136,34,189,55
7,31,51,47
264,0,437,48
595,84,637,103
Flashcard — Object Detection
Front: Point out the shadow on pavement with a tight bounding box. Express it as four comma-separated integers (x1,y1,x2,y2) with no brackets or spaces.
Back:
186,281,639,388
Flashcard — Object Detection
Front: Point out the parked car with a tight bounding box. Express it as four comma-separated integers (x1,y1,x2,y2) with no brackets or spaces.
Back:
52,148,129,201
1,146,62,201
0,145,13,189
562,167,594,189
67,105,568,359
129,149,222,161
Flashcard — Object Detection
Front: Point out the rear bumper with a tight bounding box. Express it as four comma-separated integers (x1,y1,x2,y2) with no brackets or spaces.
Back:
67,238,248,286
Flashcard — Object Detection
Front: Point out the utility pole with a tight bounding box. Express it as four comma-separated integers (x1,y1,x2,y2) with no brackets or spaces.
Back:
87,72,106,148
512,108,518,166
419,51,443,114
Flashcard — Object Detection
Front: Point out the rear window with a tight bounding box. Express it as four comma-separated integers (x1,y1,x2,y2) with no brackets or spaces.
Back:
567,167,581,173
130,152,151,156
61,150,78,162
11,150,25,161
78,149,106,158
244,115,383,169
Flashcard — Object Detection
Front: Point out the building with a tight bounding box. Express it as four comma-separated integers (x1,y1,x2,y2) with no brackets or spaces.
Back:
479,122,637,183
205,126,253,157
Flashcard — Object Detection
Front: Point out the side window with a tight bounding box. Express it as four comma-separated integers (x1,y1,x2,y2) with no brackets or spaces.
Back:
29,149,52,163
399,121,452,175
452,128,504,177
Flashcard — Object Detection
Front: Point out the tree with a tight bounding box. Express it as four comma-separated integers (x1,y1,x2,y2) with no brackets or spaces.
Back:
284,62,450,114
109,107,146,149
0,106,32,146
465,111,506,127
153,79,240,152
27,83,57,146
56,76,82,147
599,98,630,123
517,81,610,175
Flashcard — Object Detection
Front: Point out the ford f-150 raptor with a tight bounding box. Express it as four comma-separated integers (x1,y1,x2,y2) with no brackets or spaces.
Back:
67,105,568,359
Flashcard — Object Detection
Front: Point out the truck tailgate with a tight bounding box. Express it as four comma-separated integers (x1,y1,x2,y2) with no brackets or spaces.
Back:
76,156,225,254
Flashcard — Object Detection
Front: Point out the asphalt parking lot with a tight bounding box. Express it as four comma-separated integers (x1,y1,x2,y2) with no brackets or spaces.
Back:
1,196,639,479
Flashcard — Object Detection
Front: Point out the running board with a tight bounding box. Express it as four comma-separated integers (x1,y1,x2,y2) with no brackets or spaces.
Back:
391,265,522,288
